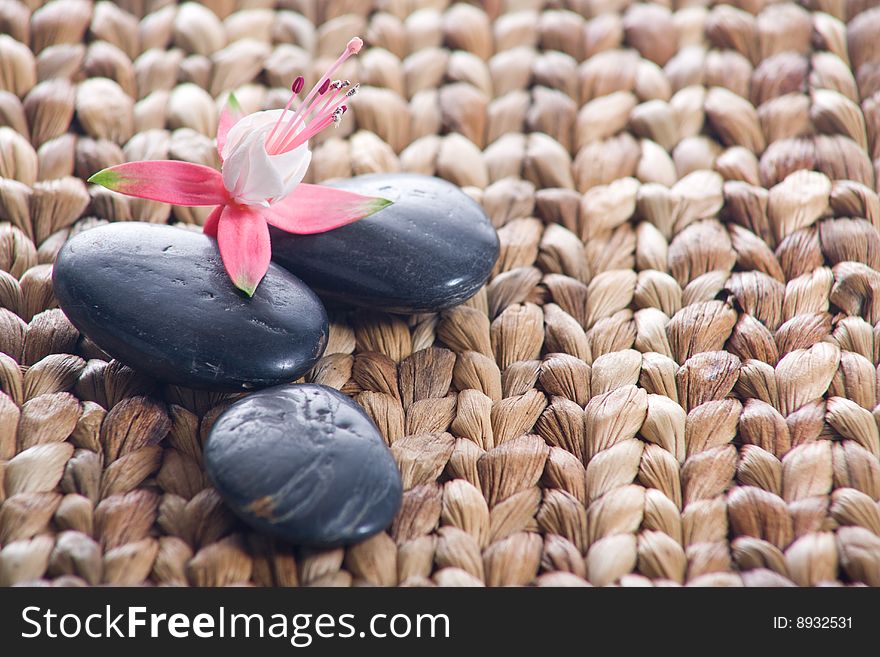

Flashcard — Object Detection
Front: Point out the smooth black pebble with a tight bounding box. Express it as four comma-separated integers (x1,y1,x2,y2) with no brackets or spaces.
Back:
53,222,328,391
270,173,499,313
204,384,402,546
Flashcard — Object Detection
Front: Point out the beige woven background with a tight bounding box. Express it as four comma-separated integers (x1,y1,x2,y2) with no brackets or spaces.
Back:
2,0,880,587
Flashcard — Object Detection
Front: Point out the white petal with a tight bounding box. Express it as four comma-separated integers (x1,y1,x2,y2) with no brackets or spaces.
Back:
220,142,247,194
273,146,312,199
222,109,289,160
222,131,285,204
220,108,313,205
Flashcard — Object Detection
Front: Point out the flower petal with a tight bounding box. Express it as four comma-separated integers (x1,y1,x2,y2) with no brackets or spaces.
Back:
217,203,271,297
221,129,285,205
219,111,311,207
222,109,296,157
274,146,311,199
217,93,243,160
203,204,223,237
262,184,392,234
88,161,228,206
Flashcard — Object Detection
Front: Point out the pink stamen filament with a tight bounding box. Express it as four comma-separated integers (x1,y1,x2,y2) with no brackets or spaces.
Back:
286,115,336,151
271,80,348,153
273,84,342,151
283,96,350,153
266,38,363,155
274,83,350,153
265,75,306,147
282,103,349,154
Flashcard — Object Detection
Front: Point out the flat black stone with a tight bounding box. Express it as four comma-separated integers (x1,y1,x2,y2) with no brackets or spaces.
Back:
204,384,402,546
53,222,328,391
270,173,499,313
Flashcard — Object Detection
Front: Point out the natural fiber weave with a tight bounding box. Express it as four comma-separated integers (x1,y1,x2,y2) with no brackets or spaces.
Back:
1,0,880,587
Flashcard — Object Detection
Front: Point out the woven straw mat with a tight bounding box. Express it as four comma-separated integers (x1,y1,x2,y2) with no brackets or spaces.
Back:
2,0,880,588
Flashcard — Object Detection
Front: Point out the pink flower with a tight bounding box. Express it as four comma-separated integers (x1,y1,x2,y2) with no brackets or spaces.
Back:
88,38,390,296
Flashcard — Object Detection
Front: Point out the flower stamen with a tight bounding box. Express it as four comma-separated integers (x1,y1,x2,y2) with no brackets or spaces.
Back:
265,75,306,147
281,90,355,152
274,81,353,152
265,38,363,155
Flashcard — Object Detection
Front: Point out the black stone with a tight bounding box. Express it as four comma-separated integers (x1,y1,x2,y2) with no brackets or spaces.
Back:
204,384,402,546
270,173,499,313
53,222,328,391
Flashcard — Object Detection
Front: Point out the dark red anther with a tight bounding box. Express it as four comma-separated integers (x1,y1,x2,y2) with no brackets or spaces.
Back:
291,75,304,94
318,78,331,94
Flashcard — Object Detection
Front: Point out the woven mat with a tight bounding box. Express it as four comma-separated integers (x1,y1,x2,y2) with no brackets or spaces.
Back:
2,0,880,588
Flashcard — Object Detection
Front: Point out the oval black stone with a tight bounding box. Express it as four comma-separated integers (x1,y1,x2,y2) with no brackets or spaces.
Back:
204,384,402,546
53,222,328,391
270,173,499,313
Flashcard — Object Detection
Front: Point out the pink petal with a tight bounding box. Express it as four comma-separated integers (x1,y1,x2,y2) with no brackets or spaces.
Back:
217,204,271,297
203,205,223,237
217,93,243,160
88,161,228,206
262,184,391,234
